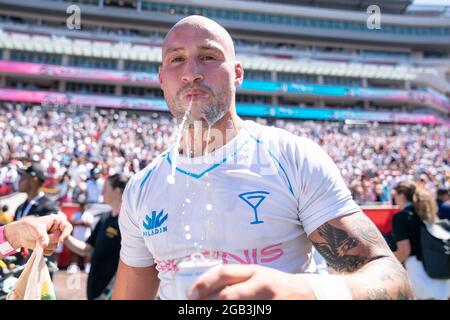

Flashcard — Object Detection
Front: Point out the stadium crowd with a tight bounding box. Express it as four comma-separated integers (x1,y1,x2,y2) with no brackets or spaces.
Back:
0,102,448,206
0,102,449,300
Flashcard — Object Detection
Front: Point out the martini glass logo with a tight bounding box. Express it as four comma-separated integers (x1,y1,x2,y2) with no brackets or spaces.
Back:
238,191,270,224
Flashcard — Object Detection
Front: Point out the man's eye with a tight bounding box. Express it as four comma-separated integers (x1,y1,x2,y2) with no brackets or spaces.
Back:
171,57,184,63
201,56,216,61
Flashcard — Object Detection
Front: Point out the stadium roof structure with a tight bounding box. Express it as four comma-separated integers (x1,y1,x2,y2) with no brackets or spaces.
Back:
241,0,413,14
1,0,448,49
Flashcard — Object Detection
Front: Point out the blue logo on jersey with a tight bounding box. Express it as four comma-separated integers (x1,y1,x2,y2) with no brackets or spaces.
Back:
238,191,270,225
143,210,168,237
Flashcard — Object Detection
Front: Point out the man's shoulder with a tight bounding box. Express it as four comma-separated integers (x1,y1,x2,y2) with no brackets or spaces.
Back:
36,195,58,213
441,201,450,209
247,121,315,148
438,202,450,219
15,201,25,210
39,194,54,203
245,121,329,174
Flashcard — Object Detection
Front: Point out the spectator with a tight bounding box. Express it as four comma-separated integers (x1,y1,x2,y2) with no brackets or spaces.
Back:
13,162,60,268
391,181,450,300
67,194,94,273
436,188,450,220
63,174,128,300
14,162,58,220
86,167,104,204
0,103,448,205
57,171,73,203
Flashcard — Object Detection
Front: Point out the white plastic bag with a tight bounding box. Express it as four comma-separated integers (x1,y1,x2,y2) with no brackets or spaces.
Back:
7,245,56,300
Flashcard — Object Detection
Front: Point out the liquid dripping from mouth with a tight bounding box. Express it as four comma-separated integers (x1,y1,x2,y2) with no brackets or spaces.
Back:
166,98,193,184
204,124,212,163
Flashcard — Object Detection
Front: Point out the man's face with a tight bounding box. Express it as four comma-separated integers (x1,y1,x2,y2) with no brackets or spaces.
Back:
102,179,113,205
159,23,243,126
79,203,87,212
18,172,33,193
102,179,122,206
439,193,450,202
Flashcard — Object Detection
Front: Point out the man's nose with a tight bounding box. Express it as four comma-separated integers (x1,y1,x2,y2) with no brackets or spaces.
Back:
181,60,203,84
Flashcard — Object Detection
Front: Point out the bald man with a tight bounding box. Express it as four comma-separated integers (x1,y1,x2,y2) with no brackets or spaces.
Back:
160,15,244,156
113,16,413,300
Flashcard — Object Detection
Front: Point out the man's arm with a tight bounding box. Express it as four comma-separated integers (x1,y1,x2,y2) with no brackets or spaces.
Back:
188,211,414,300
112,260,160,300
64,235,94,259
309,211,414,300
71,220,92,228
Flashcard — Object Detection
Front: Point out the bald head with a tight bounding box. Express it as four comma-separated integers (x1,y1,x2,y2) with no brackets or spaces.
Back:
159,15,244,127
162,15,236,61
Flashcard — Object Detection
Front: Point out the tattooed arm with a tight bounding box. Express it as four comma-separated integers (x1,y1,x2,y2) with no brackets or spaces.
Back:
187,211,414,300
309,211,414,300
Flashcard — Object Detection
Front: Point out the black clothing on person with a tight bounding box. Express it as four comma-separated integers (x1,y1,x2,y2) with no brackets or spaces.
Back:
13,194,59,269
391,204,423,260
86,211,121,300
14,195,58,220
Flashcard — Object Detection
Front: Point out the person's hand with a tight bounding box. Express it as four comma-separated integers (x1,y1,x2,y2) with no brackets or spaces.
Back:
187,264,315,300
4,213,73,256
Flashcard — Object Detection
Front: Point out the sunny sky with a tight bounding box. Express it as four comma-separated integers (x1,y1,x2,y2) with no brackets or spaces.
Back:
413,0,450,5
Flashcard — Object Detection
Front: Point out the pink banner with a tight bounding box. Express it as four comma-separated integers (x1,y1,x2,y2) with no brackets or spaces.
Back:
0,88,168,111
0,88,446,125
0,60,159,84
0,60,448,110
0,88,68,104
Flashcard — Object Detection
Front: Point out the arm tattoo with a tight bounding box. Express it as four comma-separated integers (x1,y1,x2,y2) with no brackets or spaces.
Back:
367,288,392,300
396,289,413,300
377,256,415,300
312,222,367,272
363,257,414,300
311,218,415,299
351,218,388,249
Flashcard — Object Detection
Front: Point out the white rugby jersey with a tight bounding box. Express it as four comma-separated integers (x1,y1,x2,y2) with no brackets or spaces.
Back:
119,120,360,299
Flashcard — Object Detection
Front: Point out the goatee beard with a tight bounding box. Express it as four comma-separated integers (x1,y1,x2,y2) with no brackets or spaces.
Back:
176,104,227,128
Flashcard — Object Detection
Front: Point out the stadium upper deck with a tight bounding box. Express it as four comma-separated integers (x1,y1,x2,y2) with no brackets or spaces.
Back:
0,0,449,46
0,0,448,122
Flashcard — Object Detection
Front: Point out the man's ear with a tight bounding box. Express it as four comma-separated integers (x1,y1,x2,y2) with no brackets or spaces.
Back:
234,62,244,87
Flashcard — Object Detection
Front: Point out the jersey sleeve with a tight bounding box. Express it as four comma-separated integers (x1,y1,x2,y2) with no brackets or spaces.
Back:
119,178,155,267
294,137,361,237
